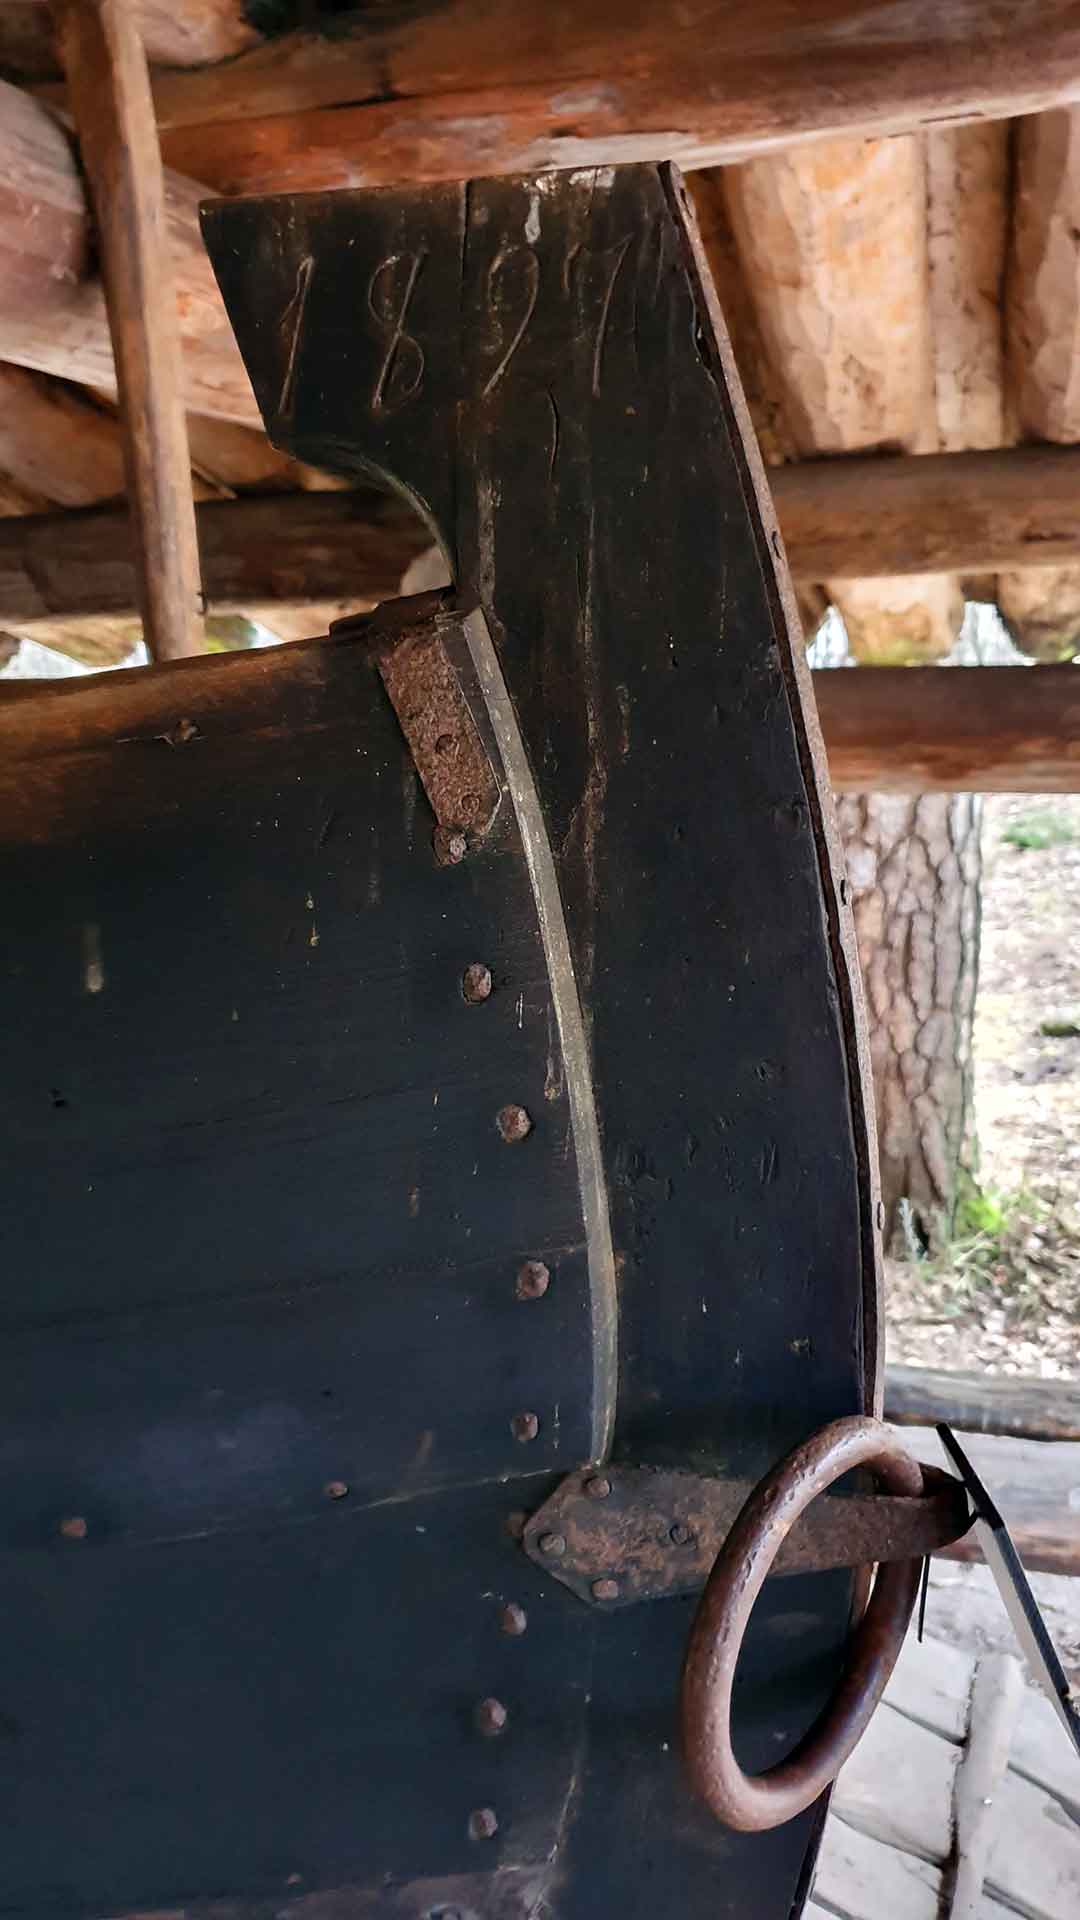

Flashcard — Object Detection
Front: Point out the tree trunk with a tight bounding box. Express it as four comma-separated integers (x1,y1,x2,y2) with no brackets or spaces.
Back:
838,792,983,1252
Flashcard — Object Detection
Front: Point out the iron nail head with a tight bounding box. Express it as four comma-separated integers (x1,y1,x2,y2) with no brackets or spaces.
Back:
511,1410,540,1443
462,963,493,1004
468,1807,499,1841
592,1578,619,1601
497,1104,533,1143
475,1696,509,1737
516,1259,550,1300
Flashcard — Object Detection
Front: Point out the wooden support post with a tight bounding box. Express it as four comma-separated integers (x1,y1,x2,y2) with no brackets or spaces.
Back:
52,0,203,661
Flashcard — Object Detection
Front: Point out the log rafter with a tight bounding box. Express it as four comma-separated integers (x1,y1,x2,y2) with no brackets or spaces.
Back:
140,2,1080,200
6,446,1080,630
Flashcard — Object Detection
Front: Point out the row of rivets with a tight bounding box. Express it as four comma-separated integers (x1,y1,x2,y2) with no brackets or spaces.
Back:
466,1591,531,1842
461,957,549,1845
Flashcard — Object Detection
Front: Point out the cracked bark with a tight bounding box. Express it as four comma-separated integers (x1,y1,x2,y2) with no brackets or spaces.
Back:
838,792,982,1251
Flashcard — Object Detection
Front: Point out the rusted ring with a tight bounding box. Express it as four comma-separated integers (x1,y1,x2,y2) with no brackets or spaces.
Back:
681,1415,924,1832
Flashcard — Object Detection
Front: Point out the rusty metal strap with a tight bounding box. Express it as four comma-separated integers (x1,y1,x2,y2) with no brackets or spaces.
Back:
522,1463,971,1608
333,591,501,857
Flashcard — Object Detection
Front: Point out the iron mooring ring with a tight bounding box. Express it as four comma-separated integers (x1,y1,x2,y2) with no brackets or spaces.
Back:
680,1415,925,1833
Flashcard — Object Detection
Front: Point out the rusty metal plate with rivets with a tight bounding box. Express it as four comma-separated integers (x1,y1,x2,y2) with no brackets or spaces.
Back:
338,589,503,847
523,1464,971,1609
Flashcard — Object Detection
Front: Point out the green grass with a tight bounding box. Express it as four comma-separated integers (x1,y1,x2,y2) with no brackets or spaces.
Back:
1000,809,1076,852
914,1177,1075,1324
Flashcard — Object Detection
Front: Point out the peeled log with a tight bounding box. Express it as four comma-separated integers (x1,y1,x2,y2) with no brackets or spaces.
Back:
0,79,257,425
723,136,961,662
828,576,964,666
926,125,1008,455
688,170,828,637
1000,107,1080,660
925,122,1009,603
184,414,352,496
149,2,1080,193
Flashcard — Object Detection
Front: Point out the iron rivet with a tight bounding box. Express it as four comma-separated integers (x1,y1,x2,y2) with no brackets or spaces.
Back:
539,1532,566,1557
468,1806,498,1841
584,1475,611,1500
500,1603,528,1636
475,1696,509,1737
497,1104,532,1143
515,1259,550,1300
669,1522,694,1547
59,1515,87,1540
459,791,480,822
435,827,468,866
435,733,455,755
324,1479,349,1500
462,963,493,1004
511,1410,540,1443
592,1578,619,1601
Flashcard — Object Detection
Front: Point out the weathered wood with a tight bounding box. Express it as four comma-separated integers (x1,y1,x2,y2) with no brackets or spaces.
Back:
0,490,425,627
902,1426,1080,1576
150,3,1080,193
0,363,128,505
947,1654,1025,1919
53,0,202,661
771,443,1080,581
815,1817,943,1920
0,78,256,423
724,136,962,665
832,1692,1080,1920
832,1701,958,1862
1000,107,1080,661
1,0,258,77
183,413,350,497
815,665,1080,794
10,440,1080,609
876,1628,1080,1829
884,1626,974,1744
886,1365,1080,1443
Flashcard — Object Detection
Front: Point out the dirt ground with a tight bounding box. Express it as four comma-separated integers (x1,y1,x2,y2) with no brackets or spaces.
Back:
886,792,1080,1380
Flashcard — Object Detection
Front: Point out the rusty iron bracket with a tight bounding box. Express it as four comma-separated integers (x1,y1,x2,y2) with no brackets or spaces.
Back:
333,591,502,860
522,1462,971,1609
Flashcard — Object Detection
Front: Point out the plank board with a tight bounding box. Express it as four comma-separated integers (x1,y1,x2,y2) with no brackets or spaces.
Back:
815,1819,943,1920
903,1427,1080,1575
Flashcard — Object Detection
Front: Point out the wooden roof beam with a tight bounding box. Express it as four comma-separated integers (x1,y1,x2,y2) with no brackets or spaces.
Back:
7,444,1080,630
148,2,1080,198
